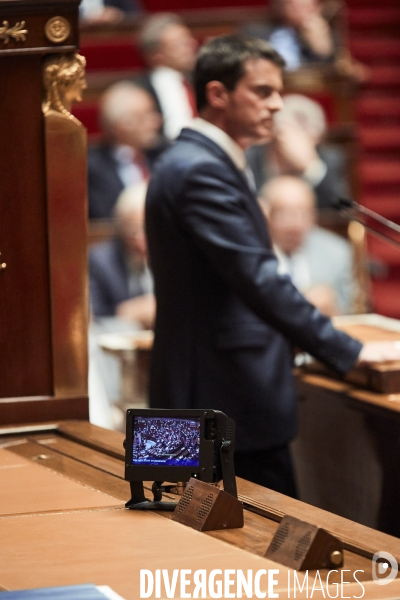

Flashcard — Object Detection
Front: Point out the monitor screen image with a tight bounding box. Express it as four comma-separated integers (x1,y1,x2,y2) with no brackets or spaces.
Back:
132,417,201,467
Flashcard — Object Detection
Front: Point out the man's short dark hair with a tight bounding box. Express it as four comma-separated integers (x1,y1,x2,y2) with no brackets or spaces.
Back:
194,34,285,112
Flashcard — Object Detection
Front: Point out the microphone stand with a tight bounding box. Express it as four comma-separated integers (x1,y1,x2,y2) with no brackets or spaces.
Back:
334,198,400,250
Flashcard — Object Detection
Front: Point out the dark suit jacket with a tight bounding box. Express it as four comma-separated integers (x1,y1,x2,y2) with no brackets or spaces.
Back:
145,128,362,452
89,238,151,317
106,0,139,11
88,141,168,220
134,73,162,116
246,143,350,209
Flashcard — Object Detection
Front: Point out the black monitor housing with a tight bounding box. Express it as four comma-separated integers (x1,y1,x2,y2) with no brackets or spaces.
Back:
124,408,236,510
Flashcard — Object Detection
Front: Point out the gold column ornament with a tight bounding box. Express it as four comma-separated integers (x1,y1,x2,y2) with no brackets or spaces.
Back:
44,16,71,44
0,253,6,270
0,20,28,44
43,52,89,397
43,53,87,125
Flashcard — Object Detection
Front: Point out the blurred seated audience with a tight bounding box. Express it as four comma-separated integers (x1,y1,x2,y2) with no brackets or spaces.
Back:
89,183,154,425
80,0,141,24
136,13,198,140
259,175,356,316
244,0,335,70
246,93,350,210
89,181,155,329
88,82,166,220
244,0,368,81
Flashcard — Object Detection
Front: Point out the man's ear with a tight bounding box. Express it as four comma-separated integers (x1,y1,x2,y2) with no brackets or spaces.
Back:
205,80,229,110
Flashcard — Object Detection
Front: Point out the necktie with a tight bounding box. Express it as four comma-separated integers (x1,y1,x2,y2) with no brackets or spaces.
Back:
244,164,257,194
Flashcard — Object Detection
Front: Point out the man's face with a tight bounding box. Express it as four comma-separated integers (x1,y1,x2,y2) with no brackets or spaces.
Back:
265,179,315,255
223,59,284,149
114,90,162,150
156,24,198,73
120,208,147,260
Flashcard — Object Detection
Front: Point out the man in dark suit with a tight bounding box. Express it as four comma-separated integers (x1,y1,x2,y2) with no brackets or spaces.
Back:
136,13,198,140
145,35,399,496
90,182,155,328
88,82,167,220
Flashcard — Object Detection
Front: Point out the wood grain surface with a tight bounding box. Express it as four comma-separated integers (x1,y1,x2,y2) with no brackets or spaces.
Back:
304,320,400,393
1,422,399,598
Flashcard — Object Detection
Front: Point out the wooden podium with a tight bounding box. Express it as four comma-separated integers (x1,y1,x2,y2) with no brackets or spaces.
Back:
294,314,400,538
0,0,89,425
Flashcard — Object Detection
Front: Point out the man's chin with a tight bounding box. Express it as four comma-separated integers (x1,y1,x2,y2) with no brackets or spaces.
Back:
251,138,271,146
251,129,274,146
241,130,273,150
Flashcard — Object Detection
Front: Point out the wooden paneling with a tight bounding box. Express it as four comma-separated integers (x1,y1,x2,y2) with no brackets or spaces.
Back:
0,12,78,56
0,0,89,424
0,54,53,399
294,315,400,539
0,396,89,426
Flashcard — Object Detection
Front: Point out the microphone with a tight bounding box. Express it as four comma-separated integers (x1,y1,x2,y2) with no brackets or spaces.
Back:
331,197,356,211
333,197,400,249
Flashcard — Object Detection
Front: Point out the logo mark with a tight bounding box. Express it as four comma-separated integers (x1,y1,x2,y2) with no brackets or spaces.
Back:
372,551,398,585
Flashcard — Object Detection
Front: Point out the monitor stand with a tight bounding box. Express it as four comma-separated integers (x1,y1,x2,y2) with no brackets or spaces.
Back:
125,481,178,511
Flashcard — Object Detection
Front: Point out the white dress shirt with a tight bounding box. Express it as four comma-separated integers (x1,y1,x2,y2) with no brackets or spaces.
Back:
112,145,147,188
189,117,258,192
189,117,247,171
273,244,312,292
269,27,302,70
150,67,194,140
80,0,104,17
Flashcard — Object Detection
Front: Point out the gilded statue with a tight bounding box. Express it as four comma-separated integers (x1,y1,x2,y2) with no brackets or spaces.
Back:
42,52,89,396
43,53,87,124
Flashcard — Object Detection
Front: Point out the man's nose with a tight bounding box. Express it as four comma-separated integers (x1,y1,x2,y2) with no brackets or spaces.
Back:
268,91,284,113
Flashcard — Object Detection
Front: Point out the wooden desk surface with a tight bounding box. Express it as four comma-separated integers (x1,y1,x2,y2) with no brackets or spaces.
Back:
296,370,400,415
301,314,400,397
0,421,399,599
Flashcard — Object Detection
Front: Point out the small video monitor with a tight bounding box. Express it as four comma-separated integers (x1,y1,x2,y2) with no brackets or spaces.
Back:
124,408,235,491
132,415,201,468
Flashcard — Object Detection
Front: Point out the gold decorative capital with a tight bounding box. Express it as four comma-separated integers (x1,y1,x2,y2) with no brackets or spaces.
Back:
44,16,71,44
43,53,87,125
0,21,28,45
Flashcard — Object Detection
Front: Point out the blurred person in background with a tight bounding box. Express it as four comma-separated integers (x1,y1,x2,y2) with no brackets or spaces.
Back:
89,181,155,329
88,82,166,219
80,0,141,24
89,182,155,423
137,13,198,140
244,0,368,80
244,0,335,70
259,176,356,316
246,93,350,209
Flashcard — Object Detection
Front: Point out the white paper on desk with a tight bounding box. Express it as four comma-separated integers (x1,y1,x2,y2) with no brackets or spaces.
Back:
97,586,126,600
